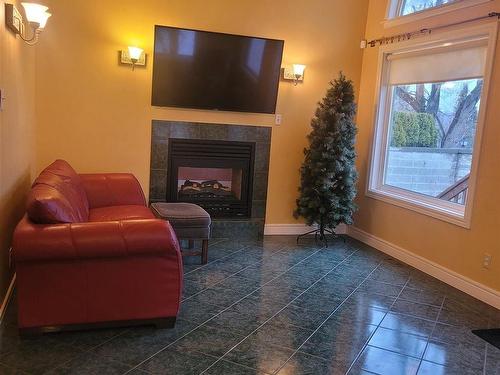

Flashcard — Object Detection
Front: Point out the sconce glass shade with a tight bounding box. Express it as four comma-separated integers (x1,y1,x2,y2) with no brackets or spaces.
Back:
37,12,51,29
128,46,144,61
293,64,306,77
21,3,49,26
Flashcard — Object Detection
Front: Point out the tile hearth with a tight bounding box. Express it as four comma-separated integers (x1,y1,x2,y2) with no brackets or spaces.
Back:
1,236,499,374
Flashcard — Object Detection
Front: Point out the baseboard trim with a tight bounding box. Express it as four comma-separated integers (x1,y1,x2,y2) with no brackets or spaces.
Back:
0,274,15,323
264,224,347,236
347,226,500,309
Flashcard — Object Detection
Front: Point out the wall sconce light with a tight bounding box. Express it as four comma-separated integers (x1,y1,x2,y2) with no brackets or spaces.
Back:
119,46,147,70
5,2,51,45
292,64,306,84
283,64,306,85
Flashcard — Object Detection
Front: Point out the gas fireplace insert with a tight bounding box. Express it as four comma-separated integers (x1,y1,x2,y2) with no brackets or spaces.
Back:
166,139,255,218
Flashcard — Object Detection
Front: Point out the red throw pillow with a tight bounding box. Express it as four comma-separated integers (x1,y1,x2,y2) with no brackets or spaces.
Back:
26,160,89,224
27,183,81,224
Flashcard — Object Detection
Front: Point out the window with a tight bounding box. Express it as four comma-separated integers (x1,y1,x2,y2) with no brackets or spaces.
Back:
368,24,496,227
398,0,460,16
385,0,492,27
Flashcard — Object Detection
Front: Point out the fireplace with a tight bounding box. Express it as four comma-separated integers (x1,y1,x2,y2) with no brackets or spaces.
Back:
150,121,271,239
166,139,255,218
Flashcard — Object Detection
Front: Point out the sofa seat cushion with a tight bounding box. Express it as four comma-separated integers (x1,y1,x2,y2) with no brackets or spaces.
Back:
89,205,155,222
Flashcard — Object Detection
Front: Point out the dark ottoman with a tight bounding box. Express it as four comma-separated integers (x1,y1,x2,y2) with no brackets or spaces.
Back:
151,203,211,264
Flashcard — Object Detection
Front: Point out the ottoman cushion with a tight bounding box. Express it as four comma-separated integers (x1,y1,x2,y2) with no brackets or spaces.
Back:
151,203,211,239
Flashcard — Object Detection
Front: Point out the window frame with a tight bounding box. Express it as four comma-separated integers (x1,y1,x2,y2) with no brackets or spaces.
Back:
384,0,493,28
366,23,498,228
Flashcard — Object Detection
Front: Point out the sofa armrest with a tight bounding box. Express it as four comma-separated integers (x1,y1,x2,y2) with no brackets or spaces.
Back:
13,216,181,262
79,173,146,208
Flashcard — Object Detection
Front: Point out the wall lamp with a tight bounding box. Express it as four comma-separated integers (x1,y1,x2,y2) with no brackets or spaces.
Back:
119,46,147,70
283,64,306,85
5,2,51,45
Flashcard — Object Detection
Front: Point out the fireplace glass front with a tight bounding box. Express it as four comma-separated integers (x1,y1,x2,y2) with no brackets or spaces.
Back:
167,139,255,218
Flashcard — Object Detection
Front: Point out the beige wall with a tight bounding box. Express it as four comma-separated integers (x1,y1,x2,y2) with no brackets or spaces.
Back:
0,0,36,301
34,0,369,225
355,0,500,291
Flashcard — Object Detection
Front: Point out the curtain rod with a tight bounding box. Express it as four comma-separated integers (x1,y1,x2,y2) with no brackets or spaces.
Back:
361,12,500,49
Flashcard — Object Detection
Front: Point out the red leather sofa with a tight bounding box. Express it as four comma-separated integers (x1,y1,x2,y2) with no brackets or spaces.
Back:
13,160,183,335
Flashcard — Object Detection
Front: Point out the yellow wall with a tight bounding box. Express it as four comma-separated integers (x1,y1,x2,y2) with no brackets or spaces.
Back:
4,0,498,305
34,0,369,225
0,0,36,301
355,0,500,291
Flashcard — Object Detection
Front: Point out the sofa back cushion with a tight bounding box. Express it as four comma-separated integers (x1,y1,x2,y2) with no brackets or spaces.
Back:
27,160,90,224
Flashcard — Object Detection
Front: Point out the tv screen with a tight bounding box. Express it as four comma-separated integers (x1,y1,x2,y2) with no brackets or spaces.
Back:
152,26,284,114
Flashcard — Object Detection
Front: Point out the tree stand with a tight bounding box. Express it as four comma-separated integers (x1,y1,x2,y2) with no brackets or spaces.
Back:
296,219,343,246
296,227,339,246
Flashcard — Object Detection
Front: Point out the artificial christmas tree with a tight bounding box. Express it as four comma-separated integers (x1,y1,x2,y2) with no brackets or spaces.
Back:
294,73,358,244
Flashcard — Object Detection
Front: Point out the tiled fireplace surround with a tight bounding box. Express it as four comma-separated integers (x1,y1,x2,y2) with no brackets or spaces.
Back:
149,120,272,239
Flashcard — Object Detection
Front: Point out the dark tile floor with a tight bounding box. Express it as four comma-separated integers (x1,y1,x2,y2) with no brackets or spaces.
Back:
1,236,499,374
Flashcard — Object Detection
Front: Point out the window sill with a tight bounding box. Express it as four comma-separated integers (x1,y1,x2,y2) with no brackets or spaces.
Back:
366,186,470,229
384,0,492,29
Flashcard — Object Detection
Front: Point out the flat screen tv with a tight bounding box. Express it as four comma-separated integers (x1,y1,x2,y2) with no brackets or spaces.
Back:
152,25,284,114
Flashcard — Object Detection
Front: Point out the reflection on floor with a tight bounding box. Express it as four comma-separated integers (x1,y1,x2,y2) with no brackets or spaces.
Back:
1,236,499,374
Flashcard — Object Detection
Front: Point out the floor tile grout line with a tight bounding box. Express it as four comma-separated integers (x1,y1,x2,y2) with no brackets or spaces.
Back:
379,309,442,324
196,238,225,248
364,343,426,361
273,262,390,375
181,242,292,302
182,237,287,277
188,237,225,258
393,297,446,309
417,355,483,369
198,247,364,375
122,241,353,374
363,344,421,362
363,321,431,339
181,237,227,270
341,276,411,375
181,246,310,304
190,241,308,277
133,348,224,375
381,310,449,326
414,295,447,374
181,261,259,303
41,328,135,373
182,242,329,304
182,241,262,276
215,357,275,375
292,349,344,362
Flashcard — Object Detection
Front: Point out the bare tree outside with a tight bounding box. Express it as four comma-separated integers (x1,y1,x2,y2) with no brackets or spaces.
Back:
393,79,482,148
385,78,483,205
400,0,458,16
